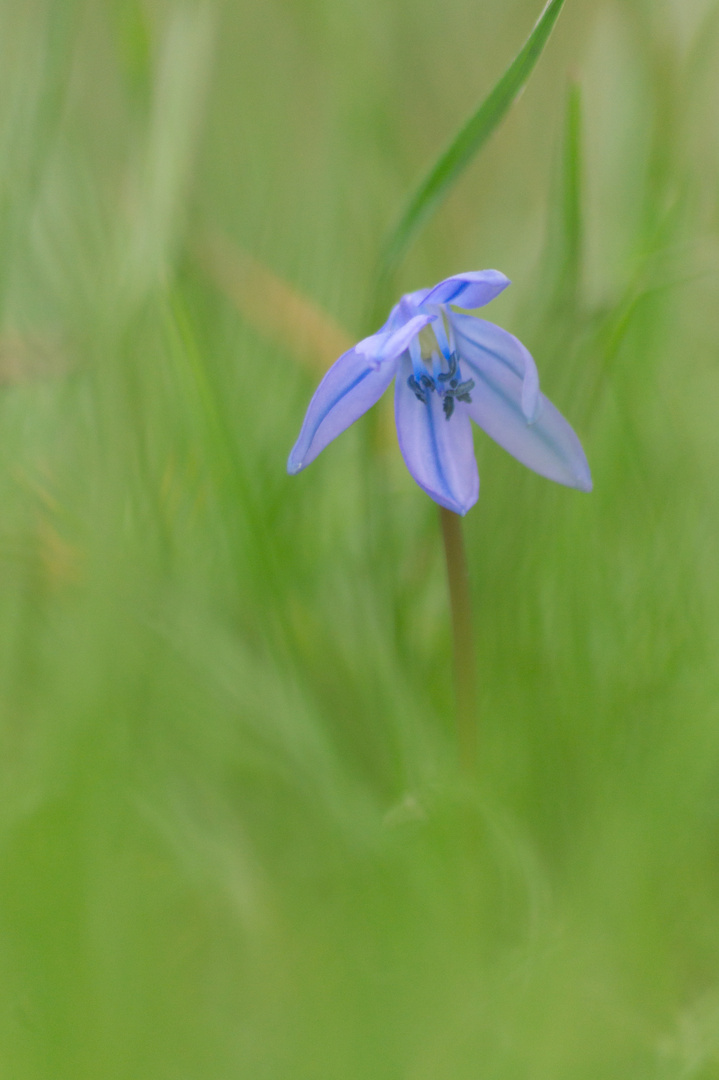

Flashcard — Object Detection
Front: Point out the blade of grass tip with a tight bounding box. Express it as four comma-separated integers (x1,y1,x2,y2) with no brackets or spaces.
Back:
373,0,569,313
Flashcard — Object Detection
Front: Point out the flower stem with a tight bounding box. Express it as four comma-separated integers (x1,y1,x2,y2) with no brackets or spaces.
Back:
439,507,478,773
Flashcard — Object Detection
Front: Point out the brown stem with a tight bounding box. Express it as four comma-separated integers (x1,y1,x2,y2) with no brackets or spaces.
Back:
439,506,478,773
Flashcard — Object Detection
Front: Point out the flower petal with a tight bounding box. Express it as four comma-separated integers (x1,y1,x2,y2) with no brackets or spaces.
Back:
449,311,540,420
420,270,510,311
355,313,434,369
394,354,479,515
450,314,591,491
287,314,432,474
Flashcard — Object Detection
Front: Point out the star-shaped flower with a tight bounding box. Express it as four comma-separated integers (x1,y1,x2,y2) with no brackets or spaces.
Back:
287,271,591,514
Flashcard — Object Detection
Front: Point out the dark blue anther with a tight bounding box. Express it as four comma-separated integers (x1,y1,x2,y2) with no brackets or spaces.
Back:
440,377,476,420
407,374,428,404
410,358,476,420
437,353,458,383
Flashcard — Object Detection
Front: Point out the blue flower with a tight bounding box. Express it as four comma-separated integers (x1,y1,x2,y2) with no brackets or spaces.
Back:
287,271,591,515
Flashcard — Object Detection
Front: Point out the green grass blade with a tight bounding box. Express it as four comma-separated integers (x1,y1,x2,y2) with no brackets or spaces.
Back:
559,80,583,299
538,78,582,316
376,0,569,292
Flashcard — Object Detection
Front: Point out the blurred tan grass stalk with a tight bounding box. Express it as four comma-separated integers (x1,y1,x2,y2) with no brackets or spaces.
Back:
195,233,353,374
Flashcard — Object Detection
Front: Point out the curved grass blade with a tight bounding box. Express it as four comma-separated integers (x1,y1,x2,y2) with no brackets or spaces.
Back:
375,0,569,293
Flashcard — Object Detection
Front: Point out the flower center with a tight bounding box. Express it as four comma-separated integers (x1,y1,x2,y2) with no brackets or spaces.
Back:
407,352,475,420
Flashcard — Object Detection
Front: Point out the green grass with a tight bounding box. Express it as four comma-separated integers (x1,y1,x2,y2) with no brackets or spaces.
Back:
1,0,719,1077
375,0,568,302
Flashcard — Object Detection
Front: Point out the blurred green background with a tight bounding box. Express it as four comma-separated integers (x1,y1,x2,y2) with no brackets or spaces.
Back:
0,0,718,1076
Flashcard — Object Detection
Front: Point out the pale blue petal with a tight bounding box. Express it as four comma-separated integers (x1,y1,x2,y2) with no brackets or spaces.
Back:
420,270,510,311
449,311,540,421
287,346,397,474
451,316,591,491
355,313,434,368
287,313,434,474
384,296,413,332
394,354,479,515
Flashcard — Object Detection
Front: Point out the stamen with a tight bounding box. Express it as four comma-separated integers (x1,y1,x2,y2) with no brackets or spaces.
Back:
431,307,452,360
408,335,425,382
407,349,476,420
447,318,458,359
439,373,476,421
407,374,427,404
437,354,458,383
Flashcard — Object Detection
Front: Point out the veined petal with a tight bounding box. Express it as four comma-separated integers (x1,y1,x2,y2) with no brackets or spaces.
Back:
394,354,479,515
420,270,510,311
287,313,433,474
449,311,540,421
451,316,591,491
287,347,396,474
